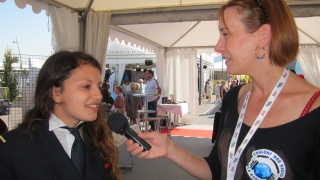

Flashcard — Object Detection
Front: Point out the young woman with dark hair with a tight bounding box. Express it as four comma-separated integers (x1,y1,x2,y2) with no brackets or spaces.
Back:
0,51,120,180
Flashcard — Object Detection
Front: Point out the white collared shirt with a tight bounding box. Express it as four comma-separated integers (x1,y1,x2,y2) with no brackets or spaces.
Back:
48,113,83,158
145,77,159,102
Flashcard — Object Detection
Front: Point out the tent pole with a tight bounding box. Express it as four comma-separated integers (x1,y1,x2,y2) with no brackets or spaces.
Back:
79,0,95,52
199,55,202,105
79,13,86,52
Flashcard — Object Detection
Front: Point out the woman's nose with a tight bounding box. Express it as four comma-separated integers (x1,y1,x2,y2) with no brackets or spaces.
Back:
94,87,103,101
214,37,224,54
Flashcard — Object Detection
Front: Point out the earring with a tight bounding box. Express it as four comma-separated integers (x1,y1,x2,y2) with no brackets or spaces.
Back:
255,47,265,63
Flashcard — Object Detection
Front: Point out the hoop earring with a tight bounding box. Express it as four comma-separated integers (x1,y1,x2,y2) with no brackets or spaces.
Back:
255,47,265,63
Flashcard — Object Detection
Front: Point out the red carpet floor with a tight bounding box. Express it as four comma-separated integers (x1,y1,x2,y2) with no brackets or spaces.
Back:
161,128,213,138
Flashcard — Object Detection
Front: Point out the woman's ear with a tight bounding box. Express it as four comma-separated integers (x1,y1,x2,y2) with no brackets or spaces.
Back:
52,86,62,103
258,24,272,47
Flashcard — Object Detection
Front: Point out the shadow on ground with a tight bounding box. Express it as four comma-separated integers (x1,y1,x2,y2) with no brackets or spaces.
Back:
198,103,221,119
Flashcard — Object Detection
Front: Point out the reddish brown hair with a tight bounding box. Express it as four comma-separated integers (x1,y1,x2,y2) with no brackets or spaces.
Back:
219,0,299,66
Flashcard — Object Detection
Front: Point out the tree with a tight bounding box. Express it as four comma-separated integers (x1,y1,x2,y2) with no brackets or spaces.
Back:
1,49,19,101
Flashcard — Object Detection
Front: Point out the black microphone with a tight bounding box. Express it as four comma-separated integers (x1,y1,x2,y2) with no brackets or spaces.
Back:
107,113,151,151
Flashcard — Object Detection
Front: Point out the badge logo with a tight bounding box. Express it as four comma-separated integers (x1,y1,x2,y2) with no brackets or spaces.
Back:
246,149,286,180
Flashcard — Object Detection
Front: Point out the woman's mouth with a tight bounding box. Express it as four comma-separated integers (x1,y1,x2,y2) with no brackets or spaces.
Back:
86,104,100,108
223,57,231,65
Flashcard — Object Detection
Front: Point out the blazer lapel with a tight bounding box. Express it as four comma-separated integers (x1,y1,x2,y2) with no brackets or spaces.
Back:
84,142,113,180
84,146,104,180
38,121,82,179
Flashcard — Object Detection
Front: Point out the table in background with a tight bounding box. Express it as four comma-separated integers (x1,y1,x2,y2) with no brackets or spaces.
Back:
133,93,160,118
157,102,189,126
133,94,160,131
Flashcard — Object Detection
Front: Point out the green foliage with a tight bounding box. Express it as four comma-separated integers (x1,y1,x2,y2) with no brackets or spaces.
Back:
1,49,20,101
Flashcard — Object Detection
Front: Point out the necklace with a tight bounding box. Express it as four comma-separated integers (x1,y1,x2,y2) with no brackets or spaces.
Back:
227,68,290,179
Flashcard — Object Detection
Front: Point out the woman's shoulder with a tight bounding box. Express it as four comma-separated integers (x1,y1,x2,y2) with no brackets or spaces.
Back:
225,84,249,97
290,78,320,112
0,127,31,147
307,87,320,112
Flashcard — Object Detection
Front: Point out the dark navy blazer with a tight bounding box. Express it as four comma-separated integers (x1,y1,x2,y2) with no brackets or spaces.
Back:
0,121,113,180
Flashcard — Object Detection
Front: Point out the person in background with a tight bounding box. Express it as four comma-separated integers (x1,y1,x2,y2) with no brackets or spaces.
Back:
145,70,161,131
137,80,146,108
125,82,142,124
224,80,229,92
239,79,247,85
228,75,234,84
233,76,238,85
205,81,212,102
214,80,221,103
112,85,125,114
122,80,131,98
135,82,143,106
138,79,146,94
0,51,119,179
126,0,320,179
230,79,238,89
204,79,210,99
135,83,140,91
101,81,114,113
220,80,227,100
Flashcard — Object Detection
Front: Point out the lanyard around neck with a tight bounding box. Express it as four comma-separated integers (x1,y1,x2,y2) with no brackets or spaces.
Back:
227,68,290,179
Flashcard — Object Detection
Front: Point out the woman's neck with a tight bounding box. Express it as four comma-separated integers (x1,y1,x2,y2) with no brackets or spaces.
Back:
250,66,287,97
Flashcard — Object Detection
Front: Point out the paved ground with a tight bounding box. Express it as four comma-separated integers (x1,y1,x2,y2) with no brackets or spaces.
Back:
197,99,221,124
176,97,221,131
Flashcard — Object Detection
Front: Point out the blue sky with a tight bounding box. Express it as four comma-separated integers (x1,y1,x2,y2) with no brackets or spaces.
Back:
0,1,52,60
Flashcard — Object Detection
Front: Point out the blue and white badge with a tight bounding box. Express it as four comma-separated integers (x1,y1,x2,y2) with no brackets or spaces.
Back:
246,149,286,180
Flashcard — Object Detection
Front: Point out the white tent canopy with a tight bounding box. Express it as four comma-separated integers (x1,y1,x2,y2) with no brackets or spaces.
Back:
5,0,320,123
106,39,156,65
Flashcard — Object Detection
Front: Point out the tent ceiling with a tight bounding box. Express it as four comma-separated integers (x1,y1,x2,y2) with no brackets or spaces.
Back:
112,16,320,50
12,0,320,51
38,0,228,12
38,0,320,17
113,21,220,48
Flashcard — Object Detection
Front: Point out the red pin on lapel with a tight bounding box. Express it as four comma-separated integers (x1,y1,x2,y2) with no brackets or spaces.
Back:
104,163,110,169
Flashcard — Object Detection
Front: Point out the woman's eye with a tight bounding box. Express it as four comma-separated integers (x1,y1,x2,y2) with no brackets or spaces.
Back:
222,33,228,37
84,85,91,89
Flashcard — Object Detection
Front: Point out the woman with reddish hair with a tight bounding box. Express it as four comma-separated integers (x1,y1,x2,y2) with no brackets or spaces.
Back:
126,0,320,179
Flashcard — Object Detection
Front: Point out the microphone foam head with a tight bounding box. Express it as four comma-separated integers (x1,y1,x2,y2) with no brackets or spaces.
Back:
107,113,128,134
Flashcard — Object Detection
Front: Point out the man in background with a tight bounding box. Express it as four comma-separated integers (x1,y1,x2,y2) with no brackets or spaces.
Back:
145,70,161,131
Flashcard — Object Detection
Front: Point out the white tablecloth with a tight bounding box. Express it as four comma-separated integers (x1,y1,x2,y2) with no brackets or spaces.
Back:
157,102,189,118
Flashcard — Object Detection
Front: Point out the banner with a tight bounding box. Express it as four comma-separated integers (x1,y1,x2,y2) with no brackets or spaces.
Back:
108,71,117,99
